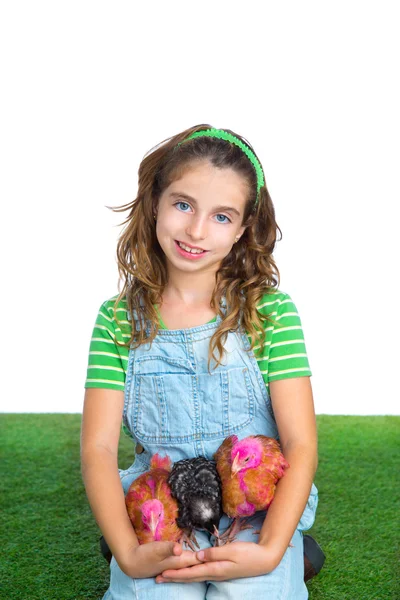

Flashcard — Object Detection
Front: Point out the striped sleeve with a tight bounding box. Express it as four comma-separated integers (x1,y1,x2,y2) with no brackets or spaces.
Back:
253,290,312,389
84,297,130,391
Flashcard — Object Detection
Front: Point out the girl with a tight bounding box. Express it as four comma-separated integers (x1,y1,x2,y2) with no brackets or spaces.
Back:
81,125,320,599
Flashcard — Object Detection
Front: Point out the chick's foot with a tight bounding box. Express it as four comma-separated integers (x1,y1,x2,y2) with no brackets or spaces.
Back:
217,517,254,545
180,530,200,552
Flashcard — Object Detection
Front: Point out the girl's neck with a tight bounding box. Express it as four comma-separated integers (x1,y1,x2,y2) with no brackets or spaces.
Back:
162,270,216,307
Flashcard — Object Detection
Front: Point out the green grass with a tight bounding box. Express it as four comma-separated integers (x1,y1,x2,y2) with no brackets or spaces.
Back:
1,415,399,600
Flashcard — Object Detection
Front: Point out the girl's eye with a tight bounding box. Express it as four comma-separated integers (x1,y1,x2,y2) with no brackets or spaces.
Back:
215,214,231,224
175,201,191,212
174,202,231,223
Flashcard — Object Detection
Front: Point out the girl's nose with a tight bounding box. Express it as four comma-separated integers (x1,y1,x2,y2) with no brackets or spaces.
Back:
185,215,208,240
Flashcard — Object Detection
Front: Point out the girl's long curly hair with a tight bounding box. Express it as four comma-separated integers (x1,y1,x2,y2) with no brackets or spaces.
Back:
110,123,282,370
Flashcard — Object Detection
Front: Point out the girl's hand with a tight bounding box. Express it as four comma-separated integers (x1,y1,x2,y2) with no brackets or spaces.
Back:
118,541,203,579
155,541,281,583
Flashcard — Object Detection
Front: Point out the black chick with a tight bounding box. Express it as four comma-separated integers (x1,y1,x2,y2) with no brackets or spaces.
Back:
168,456,223,548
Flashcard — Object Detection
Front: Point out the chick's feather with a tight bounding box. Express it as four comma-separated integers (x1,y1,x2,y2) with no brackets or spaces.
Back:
125,453,181,544
214,435,289,518
168,456,223,535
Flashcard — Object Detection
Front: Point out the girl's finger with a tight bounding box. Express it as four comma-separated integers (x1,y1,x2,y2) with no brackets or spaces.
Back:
156,575,226,584
161,565,209,579
162,560,232,580
172,543,182,556
161,552,202,571
196,546,235,562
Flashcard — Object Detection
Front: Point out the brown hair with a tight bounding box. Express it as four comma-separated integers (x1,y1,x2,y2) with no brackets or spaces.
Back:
110,123,282,370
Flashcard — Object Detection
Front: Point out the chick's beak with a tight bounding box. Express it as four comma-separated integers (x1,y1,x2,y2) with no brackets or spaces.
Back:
231,454,240,477
149,513,158,535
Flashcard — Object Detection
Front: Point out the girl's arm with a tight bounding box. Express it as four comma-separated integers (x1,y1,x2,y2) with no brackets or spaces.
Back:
81,388,202,578
80,388,140,562
257,376,318,562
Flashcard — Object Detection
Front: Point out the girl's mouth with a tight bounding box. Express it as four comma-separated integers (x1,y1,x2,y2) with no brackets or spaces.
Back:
174,240,209,259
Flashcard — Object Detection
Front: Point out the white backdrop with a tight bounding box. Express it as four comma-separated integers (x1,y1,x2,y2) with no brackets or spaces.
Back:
0,1,398,414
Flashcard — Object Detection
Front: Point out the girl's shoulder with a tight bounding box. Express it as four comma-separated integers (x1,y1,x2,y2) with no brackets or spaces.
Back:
98,294,130,321
96,294,131,334
101,293,129,313
256,288,294,313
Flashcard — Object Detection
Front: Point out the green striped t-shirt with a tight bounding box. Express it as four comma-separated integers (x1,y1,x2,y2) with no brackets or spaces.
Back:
85,289,312,397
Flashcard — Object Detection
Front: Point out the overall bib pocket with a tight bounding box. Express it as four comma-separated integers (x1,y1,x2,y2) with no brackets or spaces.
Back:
127,354,255,443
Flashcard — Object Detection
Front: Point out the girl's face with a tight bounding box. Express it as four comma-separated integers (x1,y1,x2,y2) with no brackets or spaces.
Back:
155,161,248,277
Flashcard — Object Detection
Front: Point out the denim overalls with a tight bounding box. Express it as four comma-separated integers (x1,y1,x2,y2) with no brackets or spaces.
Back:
103,302,318,600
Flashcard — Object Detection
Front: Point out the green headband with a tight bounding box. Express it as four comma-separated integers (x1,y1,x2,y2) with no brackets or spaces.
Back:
176,128,265,204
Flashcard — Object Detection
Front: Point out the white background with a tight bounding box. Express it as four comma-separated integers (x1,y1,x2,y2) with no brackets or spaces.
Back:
0,1,398,414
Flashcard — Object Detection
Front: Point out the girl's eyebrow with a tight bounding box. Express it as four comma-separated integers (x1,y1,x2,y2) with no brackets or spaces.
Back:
169,192,241,217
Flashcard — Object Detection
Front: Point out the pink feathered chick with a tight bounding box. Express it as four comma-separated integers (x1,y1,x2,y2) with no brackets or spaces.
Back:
125,453,182,545
214,435,289,542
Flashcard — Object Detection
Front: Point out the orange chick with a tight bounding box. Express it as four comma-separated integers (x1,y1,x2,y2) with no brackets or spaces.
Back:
125,453,182,544
214,435,290,542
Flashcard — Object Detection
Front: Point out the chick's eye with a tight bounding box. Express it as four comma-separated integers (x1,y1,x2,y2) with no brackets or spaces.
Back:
244,457,250,462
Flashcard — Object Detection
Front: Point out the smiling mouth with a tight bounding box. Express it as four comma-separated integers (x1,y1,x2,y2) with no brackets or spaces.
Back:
175,240,209,254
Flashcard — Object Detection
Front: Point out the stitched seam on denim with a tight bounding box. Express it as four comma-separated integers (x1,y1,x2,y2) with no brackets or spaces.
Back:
134,376,142,435
133,577,139,600
144,317,222,337
242,368,255,419
277,542,291,600
240,329,277,421
134,453,150,471
221,370,229,436
155,376,166,435
122,347,135,432
192,372,201,448
136,355,194,371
